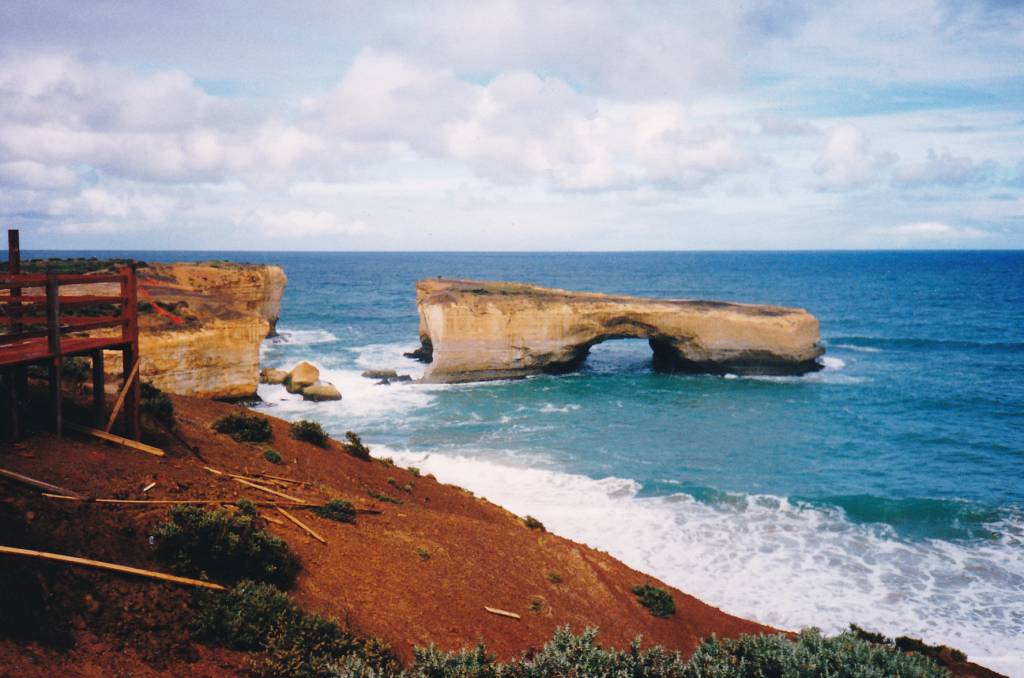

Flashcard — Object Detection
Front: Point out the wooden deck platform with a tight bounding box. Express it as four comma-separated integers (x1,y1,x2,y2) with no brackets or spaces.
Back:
1,230,140,440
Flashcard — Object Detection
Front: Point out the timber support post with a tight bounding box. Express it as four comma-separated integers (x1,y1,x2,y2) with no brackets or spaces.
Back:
45,270,62,436
119,265,141,440
91,350,105,429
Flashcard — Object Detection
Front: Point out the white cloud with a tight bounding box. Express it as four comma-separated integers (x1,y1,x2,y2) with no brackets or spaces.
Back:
814,124,896,190
246,209,368,238
866,221,988,241
893,148,996,187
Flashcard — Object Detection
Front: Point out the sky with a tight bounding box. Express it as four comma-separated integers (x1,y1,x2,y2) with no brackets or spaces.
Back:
0,1,1022,251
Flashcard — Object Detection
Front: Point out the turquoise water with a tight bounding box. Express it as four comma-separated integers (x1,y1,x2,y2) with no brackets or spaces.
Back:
35,250,1024,673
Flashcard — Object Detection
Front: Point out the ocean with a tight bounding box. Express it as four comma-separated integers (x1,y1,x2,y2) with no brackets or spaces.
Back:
33,250,1024,674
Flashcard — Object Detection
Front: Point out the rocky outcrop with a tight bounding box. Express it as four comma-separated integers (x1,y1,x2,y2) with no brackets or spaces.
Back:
301,381,342,402
101,263,287,399
413,278,824,383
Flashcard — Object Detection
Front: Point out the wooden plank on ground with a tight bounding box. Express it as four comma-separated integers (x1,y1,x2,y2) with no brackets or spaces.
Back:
0,545,225,590
40,493,318,507
231,477,304,503
276,507,327,543
0,467,82,498
484,606,521,619
66,423,165,457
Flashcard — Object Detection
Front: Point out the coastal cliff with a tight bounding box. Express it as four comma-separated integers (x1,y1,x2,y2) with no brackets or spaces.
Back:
414,278,824,383
99,262,286,398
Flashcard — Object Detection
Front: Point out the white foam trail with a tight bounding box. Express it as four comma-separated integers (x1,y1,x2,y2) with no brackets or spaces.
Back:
832,344,883,353
350,342,428,380
539,403,582,413
268,328,339,346
375,447,1024,676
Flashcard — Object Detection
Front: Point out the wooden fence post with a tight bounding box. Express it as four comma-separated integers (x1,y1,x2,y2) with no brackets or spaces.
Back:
45,270,62,436
119,265,140,440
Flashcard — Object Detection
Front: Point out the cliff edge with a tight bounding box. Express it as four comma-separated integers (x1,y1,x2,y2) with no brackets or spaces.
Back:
413,278,824,383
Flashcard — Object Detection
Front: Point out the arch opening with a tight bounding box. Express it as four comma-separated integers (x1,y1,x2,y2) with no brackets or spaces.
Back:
542,332,699,376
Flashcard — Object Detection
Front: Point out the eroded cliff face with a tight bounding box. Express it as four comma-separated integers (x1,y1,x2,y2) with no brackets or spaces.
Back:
414,278,824,383
102,263,286,398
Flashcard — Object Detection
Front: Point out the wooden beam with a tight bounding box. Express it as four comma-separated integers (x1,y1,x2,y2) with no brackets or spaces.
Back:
104,358,140,433
276,507,327,544
0,545,225,590
484,606,521,620
231,477,304,503
40,493,319,507
66,422,165,457
0,467,82,498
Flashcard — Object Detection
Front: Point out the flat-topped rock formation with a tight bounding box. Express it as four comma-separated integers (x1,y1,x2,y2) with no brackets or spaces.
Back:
412,278,824,383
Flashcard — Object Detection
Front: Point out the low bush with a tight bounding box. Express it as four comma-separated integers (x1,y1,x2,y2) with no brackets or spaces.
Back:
632,583,675,618
213,412,273,443
416,547,431,562
154,503,298,587
344,430,370,459
263,448,283,464
547,571,563,584
191,579,399,677
313,499,356,524
523,515,545,531
686,629,948,677
850,623,968,665
291,419,329,447
141,382,174,427
368,491,402,505
407,466,421,477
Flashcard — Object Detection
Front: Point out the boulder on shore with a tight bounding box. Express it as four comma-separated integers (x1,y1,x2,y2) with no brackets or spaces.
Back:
284,361,320,393
260,367,288,385
302,381,342,402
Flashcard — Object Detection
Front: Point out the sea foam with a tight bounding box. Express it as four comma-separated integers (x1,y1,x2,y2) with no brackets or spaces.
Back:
378,446,1024,676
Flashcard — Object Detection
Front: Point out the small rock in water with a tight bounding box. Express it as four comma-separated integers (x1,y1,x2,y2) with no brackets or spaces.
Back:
302,380,342,401
284,361,319,393
361,369,398,380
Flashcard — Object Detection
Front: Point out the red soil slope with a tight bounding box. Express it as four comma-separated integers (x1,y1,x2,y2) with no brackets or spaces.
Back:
0,394,1002,677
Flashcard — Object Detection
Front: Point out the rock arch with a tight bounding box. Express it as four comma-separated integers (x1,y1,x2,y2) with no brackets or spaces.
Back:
411,279,824,383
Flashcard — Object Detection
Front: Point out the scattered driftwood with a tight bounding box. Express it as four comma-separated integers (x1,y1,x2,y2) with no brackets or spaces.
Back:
0,467,83,499
253,472,314,487
104,359,141,433
232,477,305,503
141,481,156,493
40,493,319,508
484,606,521,620
276,507,327,544
0,544,225,590
66,423,165,457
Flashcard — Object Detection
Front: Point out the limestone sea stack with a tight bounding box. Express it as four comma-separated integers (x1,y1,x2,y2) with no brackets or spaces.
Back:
412,278,825,383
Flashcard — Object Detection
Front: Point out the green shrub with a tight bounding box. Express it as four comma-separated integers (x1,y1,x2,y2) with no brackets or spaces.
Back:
523,515,545,531
850,623,967,666
214,412,273,443
263,448,283,464
632,583,675,618
63,357,91,382
141,382,175,427
313,499,356,524
291,420,329,447
368,491,402,505
417,547,431,562
407,466,421,477
547,571,563,584
154,503,298,587
685,629,948,677
344,431,370,459
191,579,399,677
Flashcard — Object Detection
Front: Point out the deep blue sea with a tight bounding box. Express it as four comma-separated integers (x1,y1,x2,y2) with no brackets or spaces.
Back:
31,250,1024,673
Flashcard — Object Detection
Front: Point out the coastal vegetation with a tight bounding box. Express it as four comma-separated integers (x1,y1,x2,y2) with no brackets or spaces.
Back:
523,515,545,530
263,448,283,464
213,412,273,443
632,583,676,618
154,502,299,587
312,499,357,524
140,382,174,427
343,430,370,458
290,419,329,447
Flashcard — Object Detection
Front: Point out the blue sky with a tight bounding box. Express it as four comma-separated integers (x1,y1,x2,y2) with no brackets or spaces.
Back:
0,0,1021,250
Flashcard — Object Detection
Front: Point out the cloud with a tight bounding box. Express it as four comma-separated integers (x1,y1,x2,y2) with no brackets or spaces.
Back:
866,221,988,242
246,209,368,238
814,124,896,190
893,149,996,187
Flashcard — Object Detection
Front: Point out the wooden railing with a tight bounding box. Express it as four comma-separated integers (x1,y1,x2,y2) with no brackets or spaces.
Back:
0,231,141,441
